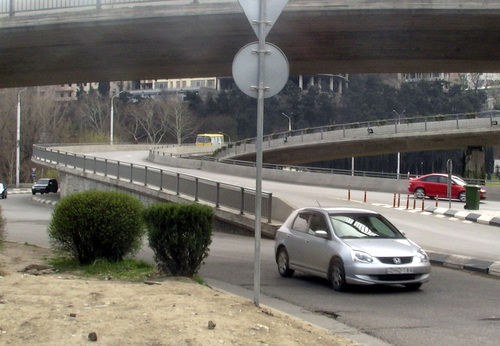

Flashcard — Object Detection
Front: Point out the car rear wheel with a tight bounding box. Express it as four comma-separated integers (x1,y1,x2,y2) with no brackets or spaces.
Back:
459,192,466,202
277,247,294,278
329,258,347,292
414,188,426,199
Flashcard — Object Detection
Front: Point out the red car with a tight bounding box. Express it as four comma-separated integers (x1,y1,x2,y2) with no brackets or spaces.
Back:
408,173,486,202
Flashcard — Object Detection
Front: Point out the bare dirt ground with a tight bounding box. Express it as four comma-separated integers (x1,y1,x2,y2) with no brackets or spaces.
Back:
0,241,357,345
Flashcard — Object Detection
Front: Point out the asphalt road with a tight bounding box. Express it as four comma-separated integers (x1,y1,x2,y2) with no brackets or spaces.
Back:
2,194,500,346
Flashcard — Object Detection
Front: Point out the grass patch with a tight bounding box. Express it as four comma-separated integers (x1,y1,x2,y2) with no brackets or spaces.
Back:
49,257,159,281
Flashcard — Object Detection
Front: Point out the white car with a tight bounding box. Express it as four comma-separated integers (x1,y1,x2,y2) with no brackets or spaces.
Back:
275,207,431,291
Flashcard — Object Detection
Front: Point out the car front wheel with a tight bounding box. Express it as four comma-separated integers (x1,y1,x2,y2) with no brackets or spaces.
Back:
276,247,294,278
329,258,347,292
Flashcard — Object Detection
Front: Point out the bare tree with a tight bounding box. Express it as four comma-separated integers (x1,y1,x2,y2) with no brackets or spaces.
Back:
0,87,73,184
123,98,168,144
160,96,198,145
78,90,109,134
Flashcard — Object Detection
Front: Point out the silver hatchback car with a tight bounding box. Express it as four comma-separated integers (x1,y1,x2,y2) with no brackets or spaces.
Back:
275,207,431,291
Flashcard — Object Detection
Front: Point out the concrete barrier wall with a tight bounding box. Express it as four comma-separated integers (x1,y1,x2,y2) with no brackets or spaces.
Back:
148,152,500,201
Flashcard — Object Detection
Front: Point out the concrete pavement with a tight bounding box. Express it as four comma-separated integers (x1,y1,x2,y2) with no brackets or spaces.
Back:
8,187,500,345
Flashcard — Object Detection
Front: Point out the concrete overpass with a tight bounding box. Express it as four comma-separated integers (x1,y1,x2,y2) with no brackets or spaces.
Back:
212,113,500,165
1,0,500,88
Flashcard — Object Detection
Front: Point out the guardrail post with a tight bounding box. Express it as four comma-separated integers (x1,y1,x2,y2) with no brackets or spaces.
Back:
159,169,163,191
83,155,86,172
393,193,396,207
104,159,108,176
195,177,199,202
130,163,133,183
144,166,148,186
74,153,77,169
176,173,180,195
421,197,425,212
267,193,272,223
9,0,14,16
216,182,220,208
348,186,351,201
397,193,401,207
117,161,120,179
342,125,346,137
363,188,367,203
456,115,459,129
240,187,245,215
321,127,324,140
93,157,96,174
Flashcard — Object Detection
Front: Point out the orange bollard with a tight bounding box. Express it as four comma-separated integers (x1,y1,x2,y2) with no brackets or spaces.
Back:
397,194,401,208
413,199,416,209
348,186,351,201
363,189,367,203
421,196,425,212
406,195,410,209
435,196,438,207
393,193,396,207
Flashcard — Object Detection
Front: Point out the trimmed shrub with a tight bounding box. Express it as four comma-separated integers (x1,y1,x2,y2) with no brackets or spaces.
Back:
143,203,214,277
48,190,144,265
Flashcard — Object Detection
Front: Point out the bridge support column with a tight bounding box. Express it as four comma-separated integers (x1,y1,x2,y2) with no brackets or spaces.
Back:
464,146,485,180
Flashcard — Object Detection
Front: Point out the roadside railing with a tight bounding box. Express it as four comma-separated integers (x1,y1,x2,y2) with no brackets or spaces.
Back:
32,145,274,223
0,0,201,16
215,111,500,160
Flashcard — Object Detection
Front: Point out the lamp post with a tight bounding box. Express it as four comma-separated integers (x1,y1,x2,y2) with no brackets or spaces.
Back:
392,109,405,179
16,88,27,188
110,91,124,145
281,112,292,132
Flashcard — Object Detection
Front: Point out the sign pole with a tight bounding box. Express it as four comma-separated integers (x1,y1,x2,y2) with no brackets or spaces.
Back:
253,0,266,308
235,0,289,307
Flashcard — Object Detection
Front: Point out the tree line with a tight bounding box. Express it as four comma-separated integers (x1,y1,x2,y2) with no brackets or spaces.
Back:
0,74,492,185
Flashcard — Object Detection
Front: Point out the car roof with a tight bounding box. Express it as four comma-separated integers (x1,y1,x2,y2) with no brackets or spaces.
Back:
295,207,379,215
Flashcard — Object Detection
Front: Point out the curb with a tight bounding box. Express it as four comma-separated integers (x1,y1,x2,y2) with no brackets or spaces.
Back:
425,206,500,227
427,251,500,277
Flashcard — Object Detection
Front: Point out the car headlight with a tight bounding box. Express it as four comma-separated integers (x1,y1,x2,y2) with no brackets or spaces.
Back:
416,248,429,263
352,250,374,263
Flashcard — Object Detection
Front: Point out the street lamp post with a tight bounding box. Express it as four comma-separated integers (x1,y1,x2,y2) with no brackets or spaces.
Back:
16,88,27,188
392,109,405,179
110,91,124,145
281,112,292,132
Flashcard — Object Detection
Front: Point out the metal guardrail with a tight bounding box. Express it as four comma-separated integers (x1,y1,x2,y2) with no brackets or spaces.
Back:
0,0,200,16
32,145,274,223
215,111,500,160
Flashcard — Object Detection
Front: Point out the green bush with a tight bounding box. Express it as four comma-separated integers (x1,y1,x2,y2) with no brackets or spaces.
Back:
143,203,214,277
48,190,145,265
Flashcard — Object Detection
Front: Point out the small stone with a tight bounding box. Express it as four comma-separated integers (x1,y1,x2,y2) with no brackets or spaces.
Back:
69,313,77,318
88,332,98,342
208,320,216,330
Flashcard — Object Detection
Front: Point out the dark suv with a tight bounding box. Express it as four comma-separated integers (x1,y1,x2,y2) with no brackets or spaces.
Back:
31,178,58,195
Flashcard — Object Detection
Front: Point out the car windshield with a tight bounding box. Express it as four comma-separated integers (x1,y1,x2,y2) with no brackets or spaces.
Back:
36,179,49,184
451,176,467,186
329,213,404,239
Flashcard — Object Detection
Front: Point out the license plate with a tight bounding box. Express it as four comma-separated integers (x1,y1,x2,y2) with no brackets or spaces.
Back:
386,267,414,274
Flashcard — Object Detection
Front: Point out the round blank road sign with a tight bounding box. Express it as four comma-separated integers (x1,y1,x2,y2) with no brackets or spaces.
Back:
232,42,289,99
